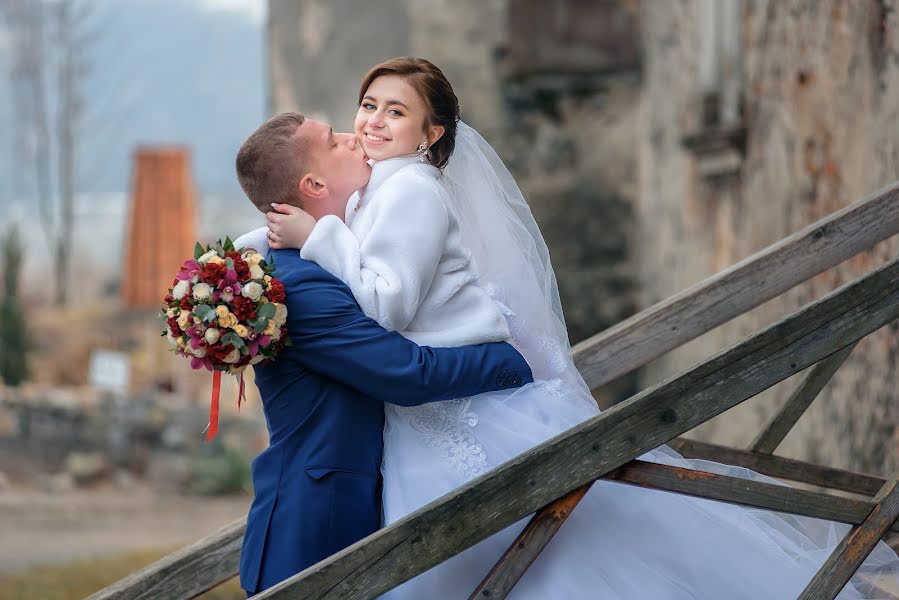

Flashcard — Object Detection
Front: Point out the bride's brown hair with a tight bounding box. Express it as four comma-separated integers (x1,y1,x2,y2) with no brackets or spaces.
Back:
358,57,459,169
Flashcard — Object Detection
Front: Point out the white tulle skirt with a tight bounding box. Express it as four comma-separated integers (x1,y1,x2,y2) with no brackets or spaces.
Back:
380,378,899,600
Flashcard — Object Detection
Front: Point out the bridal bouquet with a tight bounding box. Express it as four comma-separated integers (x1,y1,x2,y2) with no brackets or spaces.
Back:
162,237,290,440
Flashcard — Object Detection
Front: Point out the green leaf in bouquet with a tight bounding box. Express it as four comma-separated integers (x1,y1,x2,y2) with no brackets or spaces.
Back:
258,302,276,320
250,316,269,333
224,236,235,253
225,257,234,271
224,331,246,349
213,240,225,257
193,304,213,320
194,241,204,260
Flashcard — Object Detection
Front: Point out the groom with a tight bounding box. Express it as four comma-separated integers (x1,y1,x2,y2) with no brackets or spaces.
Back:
234,112,532,596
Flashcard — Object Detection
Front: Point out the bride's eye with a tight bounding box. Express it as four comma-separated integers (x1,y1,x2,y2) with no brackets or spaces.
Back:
361,102,376,111
388,108,403,117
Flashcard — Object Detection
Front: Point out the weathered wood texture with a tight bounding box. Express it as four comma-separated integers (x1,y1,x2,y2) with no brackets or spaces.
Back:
471,458,899,600
468,484,592,600
750,342,856,454
571,181,899,390
605,461,899,535
798,473,899,600
84,517,245,600
673,438,886,497
250,254,899,599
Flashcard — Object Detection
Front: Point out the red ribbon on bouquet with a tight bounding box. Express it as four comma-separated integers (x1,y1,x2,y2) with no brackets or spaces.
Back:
207,371,222,441
206,371,248,441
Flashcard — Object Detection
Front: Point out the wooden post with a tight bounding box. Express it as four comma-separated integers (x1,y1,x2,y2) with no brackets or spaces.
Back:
750,343,856,454
797,472,899,600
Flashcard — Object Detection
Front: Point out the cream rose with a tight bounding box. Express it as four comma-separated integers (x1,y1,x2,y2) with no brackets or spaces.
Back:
215,305,230,319
177,310,191,330
172,279,190,300
197,250,219,264
223,348,241,363
243,251,263,266
204,327,221,344
273,303,288,326
249,264,265,280
218,313,239,329
190,345,207,358
206,255,224,265
242,281,264,302
192,282,212,301
234,324,249,338
166,307,178,319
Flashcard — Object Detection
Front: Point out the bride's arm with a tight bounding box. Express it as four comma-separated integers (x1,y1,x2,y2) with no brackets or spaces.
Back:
299,173,449,332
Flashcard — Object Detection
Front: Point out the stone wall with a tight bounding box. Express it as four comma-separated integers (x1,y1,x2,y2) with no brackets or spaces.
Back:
639,0,899,475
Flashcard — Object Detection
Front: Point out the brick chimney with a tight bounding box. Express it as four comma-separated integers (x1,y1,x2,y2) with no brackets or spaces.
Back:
121,147,197,309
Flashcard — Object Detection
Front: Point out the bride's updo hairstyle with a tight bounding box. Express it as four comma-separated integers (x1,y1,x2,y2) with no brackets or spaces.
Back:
358,57,459,169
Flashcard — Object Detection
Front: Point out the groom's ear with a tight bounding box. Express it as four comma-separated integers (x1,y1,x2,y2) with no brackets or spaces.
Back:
298,173,326,199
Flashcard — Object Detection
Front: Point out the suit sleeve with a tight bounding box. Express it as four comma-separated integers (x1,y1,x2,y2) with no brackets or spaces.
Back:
299,172,447,333
278,268,532,406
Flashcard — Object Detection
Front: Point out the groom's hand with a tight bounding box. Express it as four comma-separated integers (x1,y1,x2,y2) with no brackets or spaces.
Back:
267,202,317,249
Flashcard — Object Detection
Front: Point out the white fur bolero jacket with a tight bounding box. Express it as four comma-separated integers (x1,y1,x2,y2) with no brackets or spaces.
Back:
300,155,509,348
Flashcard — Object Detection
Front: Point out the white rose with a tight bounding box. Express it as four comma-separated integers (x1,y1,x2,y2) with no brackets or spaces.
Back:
242,251,263,266
249,264,265,280
241,281,264,302
223,348,241,363
204,328,221,344
172,280,190,300
273,303,288,326
190,344,207,358
197,250,219,264
166,307,178,319
192,283,213,301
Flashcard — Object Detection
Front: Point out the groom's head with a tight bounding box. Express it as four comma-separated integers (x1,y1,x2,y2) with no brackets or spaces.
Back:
236,112,371,220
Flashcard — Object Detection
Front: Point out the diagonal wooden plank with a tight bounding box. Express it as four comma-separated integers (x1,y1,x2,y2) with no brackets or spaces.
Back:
571,181,899,390
467,483,592,600
84,517,245,600
797,472,899,600
673,438,886,497
751,342,857,454
249,251,899,599
469,460,899,600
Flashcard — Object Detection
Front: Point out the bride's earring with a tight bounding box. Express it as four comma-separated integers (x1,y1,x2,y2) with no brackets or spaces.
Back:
417,142,429,163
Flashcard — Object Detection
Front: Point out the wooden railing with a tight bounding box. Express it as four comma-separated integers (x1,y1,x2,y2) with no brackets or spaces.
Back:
88,181,899,600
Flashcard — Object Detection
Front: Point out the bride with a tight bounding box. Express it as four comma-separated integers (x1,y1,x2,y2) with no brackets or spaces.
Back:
265,57,899,598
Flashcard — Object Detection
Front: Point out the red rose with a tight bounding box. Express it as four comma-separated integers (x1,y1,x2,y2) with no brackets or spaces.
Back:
167,317,181,337
226,252,251,281
231,296,257,321
206,343,232,362
164,293,174,304
267,279,286,304
201,261,226,284
179,296,193,310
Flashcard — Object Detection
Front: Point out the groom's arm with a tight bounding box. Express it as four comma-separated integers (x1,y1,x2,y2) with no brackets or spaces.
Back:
278,267,532,406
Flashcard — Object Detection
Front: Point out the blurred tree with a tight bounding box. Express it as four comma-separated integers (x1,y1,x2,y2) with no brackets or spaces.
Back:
2,0,92,307
0,224,28,386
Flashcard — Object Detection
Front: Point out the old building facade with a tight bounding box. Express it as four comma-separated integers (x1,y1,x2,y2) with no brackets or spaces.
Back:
268,0,899,474
640,0,899,475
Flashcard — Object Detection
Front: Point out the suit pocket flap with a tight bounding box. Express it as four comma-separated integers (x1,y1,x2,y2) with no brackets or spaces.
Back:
305,465,377,480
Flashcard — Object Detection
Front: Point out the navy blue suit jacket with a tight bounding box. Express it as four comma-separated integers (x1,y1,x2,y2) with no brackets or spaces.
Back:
239,250,532,594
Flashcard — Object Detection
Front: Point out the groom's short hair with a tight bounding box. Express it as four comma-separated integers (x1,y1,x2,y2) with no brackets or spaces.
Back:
236,112,313,213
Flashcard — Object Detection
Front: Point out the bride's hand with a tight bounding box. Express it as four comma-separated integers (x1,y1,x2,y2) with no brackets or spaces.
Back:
267,203,316,249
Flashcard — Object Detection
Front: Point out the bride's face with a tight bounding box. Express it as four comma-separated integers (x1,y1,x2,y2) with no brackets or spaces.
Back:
355,75,430,162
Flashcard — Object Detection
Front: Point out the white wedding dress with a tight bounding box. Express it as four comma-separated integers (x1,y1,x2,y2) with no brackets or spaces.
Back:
374,123,899,599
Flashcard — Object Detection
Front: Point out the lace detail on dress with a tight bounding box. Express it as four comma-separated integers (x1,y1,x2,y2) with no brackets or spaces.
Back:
387,398,488,479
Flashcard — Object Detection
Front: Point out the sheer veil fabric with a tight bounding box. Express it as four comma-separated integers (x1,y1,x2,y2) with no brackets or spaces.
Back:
378,122,899,599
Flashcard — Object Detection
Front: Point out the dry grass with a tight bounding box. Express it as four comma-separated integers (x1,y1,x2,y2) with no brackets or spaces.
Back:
0,548,246,599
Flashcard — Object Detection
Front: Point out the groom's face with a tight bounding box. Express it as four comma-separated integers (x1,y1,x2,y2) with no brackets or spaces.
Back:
299,119,371,218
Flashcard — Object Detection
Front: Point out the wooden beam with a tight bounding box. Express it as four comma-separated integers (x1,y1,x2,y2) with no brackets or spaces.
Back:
750,343,857,454
673,438,885,497
467,483,592,600
83,517,245,600
250,253,899,599
571,181,899,390
469,460,899,600
797,472,899,600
